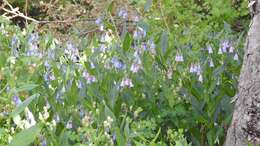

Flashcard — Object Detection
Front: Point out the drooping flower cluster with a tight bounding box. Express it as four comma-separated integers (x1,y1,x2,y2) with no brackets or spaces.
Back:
207,45,213,54
130,61,142,73
175,53,184,62
83,70,97,84
65,42,80,62
189,63,201,74
111,57,125,70
120,77,134,88
11,35,19,57
26,32,42,57
43,61,55,82
133,27,146,40
118,8,128,19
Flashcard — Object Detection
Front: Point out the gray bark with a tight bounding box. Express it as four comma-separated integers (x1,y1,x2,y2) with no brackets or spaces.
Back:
224,0,260,145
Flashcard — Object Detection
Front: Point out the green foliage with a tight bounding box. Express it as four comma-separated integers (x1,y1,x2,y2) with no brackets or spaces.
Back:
9,124,42,146
0,0,249,146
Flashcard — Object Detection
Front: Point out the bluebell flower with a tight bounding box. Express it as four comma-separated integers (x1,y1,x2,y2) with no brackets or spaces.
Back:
142,43,148,51
28,33,39,44
26,33,42,57
53,114,60,123
175,53,184,62
25,108,36,128
66,119,73,129
26,44,40,57
209,59,214,67
95,17,104,31
220,41,229,53
44,72,55,82
207,45,213,54
83,70,97,84
130,58,142,73
44,61,51,70
95,17,103,26
189,64,195,73
234,53,239,61
99,44,107,52
65,42,80,62
229,46,234,53
147,39,156,55
195,64,201,75
133,27,146,40
12,95,22,106
190,63,201,74
120,77,133,88
130,62,141,73
77,80,83,89
111,57,125,69
90,62,95,69
198,74,203,83
118,8,128,19
11,36,19,57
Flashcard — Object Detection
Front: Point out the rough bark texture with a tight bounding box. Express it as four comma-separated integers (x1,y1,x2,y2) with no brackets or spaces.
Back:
224,1,260,145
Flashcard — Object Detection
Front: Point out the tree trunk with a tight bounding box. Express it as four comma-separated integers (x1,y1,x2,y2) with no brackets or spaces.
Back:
224,1,260,145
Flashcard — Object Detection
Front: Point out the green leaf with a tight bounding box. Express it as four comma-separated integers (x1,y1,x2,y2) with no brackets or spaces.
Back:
9,124,42,146
10,94,39,117
123,33,132,52
160,32,168,55
144,0,153,12
0,128,4,137
16,84,39,92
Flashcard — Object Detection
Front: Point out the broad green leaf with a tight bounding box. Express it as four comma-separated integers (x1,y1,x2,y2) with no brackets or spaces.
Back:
16,84,39,92
123,33,132,52
10,94,39,117
116,128,125,145
9,124,42,146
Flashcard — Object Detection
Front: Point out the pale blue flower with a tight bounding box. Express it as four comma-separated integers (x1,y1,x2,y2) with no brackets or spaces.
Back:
130,60,142,73
83,70,97,84
229,46,234,53
111,57,125,69
209,59,214,67
175,53,184,62
207,45,213,54
198,74,203,82
133,27,146,40
120,77,133,88
118,9,128,19
12,95,21,106
65,42,79,62
11,36,19,57
234,53,239,61
220,41,229,53
66,119,73,129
